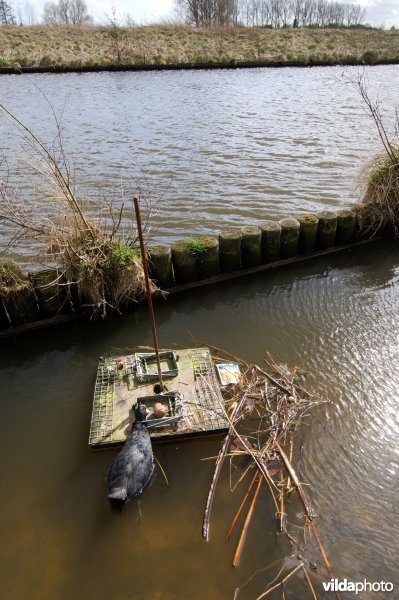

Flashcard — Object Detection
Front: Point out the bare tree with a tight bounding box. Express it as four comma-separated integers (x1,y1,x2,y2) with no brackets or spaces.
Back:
0,1,16,25
346,3,365,27
124,12,136,27
43,0,93,26
176,0,237,26
179,0,366,27
25,2,36,25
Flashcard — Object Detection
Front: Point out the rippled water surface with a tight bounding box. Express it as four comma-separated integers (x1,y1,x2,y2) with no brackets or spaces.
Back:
1,65,399,256
0,240,398,599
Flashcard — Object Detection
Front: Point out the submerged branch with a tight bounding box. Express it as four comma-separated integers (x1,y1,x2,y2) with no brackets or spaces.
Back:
232,476,262,568
256,564,303,600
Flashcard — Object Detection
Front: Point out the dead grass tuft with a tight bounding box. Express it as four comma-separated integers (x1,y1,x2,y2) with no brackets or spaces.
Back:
0,258,31,298
357,149,399,236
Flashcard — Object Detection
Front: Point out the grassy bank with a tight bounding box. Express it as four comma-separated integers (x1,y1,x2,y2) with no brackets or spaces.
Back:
0,25,399,71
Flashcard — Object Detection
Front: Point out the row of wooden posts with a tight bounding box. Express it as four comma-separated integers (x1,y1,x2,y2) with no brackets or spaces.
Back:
148,209,357,288
0,208,362,331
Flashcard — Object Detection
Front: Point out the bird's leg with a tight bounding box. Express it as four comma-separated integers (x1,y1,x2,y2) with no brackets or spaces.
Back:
136,499,143,523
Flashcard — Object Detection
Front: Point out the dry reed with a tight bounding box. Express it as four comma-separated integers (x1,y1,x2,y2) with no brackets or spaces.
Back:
0,100,158,317
194,337,340,600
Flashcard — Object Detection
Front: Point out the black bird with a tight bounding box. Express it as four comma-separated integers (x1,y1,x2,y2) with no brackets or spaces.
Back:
106,403,154,509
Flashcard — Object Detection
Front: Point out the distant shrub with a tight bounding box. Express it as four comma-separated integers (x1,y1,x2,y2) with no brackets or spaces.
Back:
13,54,29,66
362,50,380,64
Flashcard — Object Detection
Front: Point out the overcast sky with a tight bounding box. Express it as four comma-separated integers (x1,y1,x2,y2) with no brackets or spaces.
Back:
14,0,399,28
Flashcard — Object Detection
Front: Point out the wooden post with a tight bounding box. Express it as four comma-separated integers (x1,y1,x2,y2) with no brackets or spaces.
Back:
259,221,281,263
241,226,262,267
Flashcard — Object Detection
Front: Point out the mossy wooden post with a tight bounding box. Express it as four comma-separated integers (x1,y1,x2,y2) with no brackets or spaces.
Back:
260,221,281,263
219,228,242,273
30,269,66,317
171,240,199,284
336,209,356,244
298,214,319,253
279,217,300,258
241,226,261,268
316,211,337,249
148,246,175,288
197,236,220,280
3,287,39,326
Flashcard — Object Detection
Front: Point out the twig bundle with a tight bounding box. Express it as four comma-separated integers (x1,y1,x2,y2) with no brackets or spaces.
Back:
195,338,340,600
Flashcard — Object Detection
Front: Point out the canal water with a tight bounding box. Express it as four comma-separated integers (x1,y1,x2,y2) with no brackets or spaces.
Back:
0,240,398,599
1,65,399,260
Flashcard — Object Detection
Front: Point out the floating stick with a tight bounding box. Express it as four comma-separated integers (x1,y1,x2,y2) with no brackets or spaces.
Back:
226,471,259,542
256,564,302,599
232,476,262,568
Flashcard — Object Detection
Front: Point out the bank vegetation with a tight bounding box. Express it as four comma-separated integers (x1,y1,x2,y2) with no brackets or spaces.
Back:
0,25,398,71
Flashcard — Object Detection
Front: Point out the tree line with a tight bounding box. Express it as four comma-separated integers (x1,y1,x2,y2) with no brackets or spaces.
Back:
176,0,366,28
1,0,366,28
0,0,92,25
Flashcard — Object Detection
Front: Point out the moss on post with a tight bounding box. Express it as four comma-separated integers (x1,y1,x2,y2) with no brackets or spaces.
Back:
260,221,281,263
336,209,356,244
316,211,337,249
171,240,199,284
241,226,262,268
148,246,175,289
197,236,220,280
279,217,300,258
298,214,319,253
219,228,242,273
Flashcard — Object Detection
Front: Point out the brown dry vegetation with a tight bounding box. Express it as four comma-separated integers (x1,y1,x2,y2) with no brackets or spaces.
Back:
0,25,398,70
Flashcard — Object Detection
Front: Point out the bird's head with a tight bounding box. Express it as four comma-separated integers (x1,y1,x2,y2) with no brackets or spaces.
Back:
134,403,148,422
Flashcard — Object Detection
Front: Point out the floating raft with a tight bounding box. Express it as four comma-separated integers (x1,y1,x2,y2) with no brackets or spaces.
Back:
89,347,229,447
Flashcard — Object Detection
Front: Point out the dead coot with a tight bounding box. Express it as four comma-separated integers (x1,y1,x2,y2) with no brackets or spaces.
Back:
106,403,154,509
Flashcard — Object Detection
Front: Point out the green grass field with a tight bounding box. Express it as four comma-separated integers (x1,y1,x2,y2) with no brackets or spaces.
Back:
0,25,398,70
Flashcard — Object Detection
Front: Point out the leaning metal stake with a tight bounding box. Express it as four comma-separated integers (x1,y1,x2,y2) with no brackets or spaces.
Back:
133,197,164,391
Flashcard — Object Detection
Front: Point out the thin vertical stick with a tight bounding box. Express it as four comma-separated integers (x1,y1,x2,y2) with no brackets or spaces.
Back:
232,476,262,568
202,375,255,541
279,468,286,531
133,197,164,391
302,567,318,600
226,471,259,541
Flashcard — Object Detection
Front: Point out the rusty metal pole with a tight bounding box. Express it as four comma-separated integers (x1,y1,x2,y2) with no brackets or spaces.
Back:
134,197,164,391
